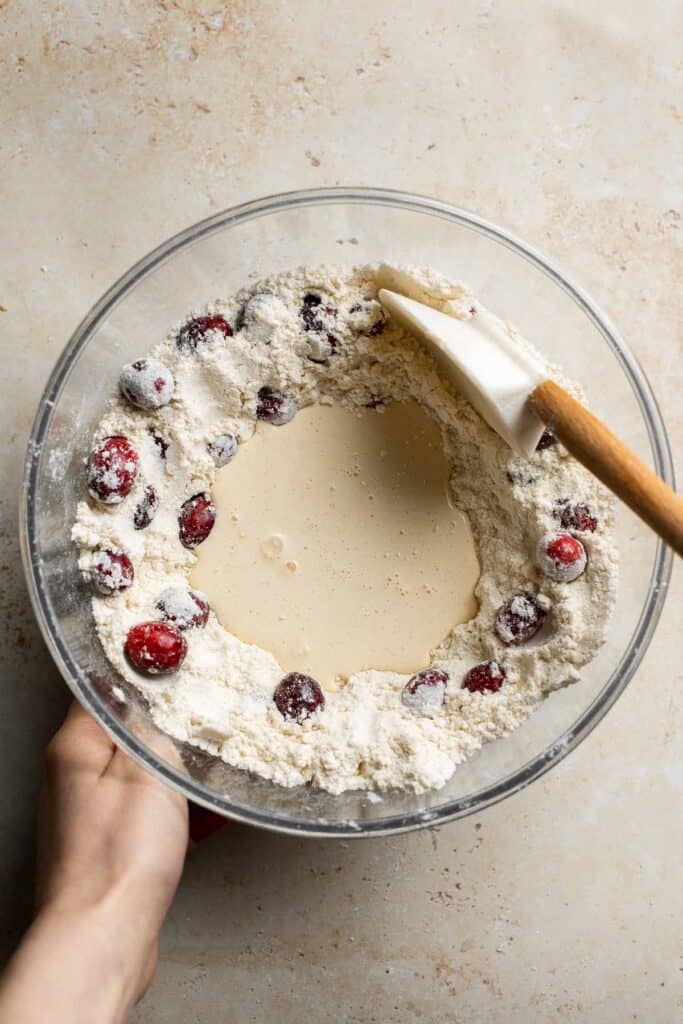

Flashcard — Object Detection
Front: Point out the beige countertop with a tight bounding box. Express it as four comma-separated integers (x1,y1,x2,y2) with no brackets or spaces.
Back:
1,1,681,1020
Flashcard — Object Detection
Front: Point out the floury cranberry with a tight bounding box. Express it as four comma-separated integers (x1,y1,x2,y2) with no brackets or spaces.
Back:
256,387,297,425
274,672,325,723
235,292,287,343
148,426,169,459
155,587,210,630
537,531,587,583
555,499,598,533
300,293,339,361
177,314,233,353
348,299,386,337
536,430,557,451
495,593,546,645
133,484,159,530
462,660,507,694
119,358,174,410
401,668,449,715
207,434,238,467
87,549,134,595
124,621,187,674
178,493,216,548
86,436,139,504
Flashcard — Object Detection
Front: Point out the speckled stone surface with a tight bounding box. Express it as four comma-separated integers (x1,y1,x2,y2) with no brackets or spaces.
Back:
1,2,681,1020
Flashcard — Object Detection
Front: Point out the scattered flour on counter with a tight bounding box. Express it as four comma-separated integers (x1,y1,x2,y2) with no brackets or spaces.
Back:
72,263,618,795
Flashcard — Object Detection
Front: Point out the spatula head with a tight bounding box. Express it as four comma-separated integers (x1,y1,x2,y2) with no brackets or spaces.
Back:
378,289,547,457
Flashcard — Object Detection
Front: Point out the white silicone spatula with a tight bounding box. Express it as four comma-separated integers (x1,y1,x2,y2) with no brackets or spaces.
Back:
378,289,683,556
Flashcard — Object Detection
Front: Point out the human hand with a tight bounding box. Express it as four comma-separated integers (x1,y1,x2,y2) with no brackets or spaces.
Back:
0,702,188,1024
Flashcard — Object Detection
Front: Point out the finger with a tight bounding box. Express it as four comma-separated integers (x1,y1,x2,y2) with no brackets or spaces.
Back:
44,701,116,778
105,743,165,787
105,745,189,821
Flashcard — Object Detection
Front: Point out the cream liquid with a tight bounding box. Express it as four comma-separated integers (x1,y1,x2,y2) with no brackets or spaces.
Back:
191,402,480,687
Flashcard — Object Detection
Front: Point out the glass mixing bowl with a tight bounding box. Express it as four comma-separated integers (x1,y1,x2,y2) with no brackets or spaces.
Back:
20,188,673,837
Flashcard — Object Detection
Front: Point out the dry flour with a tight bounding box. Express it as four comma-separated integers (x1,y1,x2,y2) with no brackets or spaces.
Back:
72,263,617,794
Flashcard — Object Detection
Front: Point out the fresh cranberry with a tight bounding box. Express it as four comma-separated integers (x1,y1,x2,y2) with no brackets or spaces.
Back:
148,426,169,459
256,387,298,425
495,594,547,645
349,298,386,337
178,493,215,548
235,292,277,338
88,549,134,595
300,293,339,354
537,531,587,583
155,586,210,630
177,314,233,353
462,660,507,694
133,484,160,530
124,621,187,674
274,672,325,723
536,430,558,451
207,434,238,467
119,358,174,410
555,500,598,533
300,293,323,330
401,668,449,714
86,436,139,504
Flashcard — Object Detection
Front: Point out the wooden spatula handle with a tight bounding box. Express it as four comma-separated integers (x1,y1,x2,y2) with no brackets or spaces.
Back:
531,379,683,556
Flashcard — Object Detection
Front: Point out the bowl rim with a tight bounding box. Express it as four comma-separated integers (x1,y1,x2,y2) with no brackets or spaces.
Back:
20,186,674,838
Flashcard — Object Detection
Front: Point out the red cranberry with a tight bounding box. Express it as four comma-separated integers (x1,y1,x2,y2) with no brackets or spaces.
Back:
463,660,507,694
133,484,160,530
88,549,134,595
401,668,449,714
536,430,558,451
365,393,388,409
300,293,338,356
495,593,547,645
256,387,298,425
178,493,216,548
300,293,323,330
124,621,187,675
177,314,233,353
155,586,210,630
86,435,139,504
274,672,325,723
119,358,174,410
537,531,587,583
555,500,598,533
207,434,238,467
148,426,169,459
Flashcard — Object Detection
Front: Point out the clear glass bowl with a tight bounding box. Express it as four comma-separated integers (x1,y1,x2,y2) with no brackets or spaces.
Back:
20,188,673,837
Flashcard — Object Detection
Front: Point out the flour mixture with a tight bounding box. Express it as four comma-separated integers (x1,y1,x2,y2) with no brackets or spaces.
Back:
72,263,617,794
